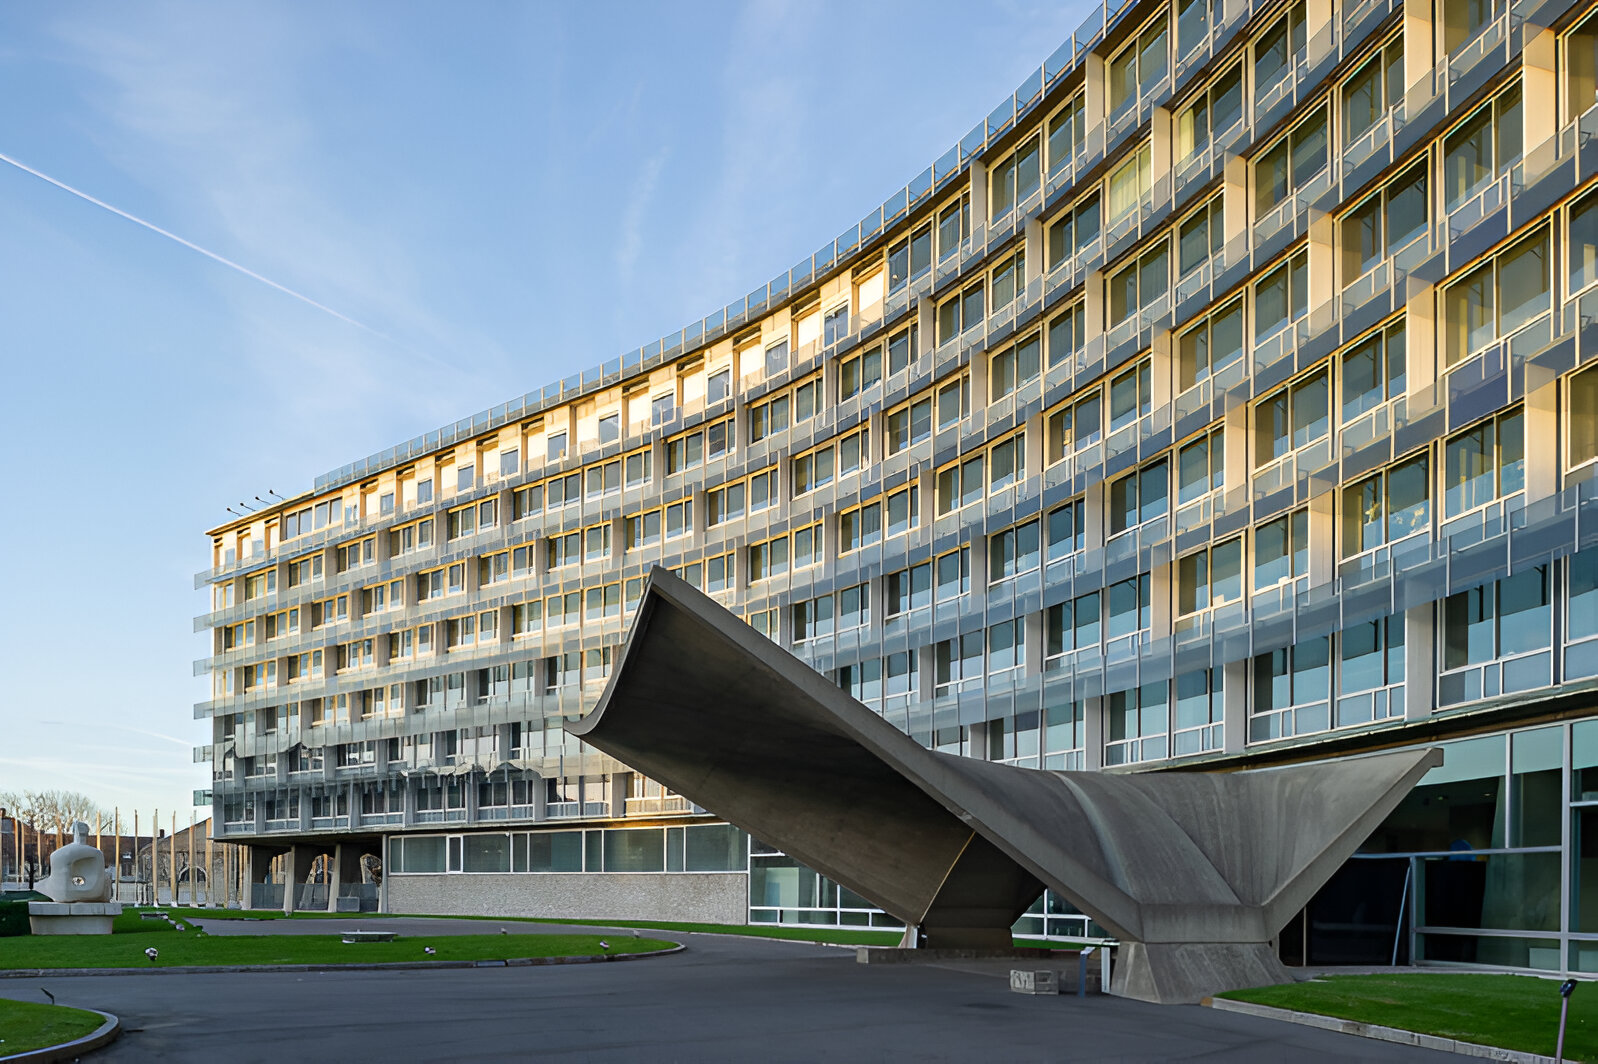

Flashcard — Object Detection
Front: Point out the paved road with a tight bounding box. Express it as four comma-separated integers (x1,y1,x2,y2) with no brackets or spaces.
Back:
0,919,1461,1063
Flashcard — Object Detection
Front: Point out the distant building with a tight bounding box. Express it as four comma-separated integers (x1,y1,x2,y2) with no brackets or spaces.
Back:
196,0,1598,973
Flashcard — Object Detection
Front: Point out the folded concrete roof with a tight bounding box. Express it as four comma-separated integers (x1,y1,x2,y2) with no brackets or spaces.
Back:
571,568,1439,1002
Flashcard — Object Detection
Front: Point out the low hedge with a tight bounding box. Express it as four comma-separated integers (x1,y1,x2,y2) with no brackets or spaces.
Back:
0,892,46,937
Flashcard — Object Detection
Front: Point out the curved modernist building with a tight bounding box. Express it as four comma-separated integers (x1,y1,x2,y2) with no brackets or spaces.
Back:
198,0,1598,973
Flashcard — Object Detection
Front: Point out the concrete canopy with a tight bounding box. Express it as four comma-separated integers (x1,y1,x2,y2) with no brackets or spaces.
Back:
570,568,1440,1003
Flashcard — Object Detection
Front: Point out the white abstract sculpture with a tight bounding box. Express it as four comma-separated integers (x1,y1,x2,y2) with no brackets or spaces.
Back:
28,820,121,935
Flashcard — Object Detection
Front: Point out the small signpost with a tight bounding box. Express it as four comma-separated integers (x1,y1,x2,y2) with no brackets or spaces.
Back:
1556,979,1577,1063
1009,969,1058,995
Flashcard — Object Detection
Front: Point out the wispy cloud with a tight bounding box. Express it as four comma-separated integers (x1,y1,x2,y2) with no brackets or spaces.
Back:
0,149,381,336
616,145,670,287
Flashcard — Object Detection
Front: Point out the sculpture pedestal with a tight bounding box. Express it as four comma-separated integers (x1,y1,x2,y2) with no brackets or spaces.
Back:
28,901,123,935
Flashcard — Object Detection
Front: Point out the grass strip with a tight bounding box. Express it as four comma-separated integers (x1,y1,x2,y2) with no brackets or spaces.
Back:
2,926,672,970
0,999,105,1054
1220,973,1596,1061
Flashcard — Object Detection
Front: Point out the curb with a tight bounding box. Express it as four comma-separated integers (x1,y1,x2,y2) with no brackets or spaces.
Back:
0,942,685,979
1205,995,1558,1062
0,1008,120,1063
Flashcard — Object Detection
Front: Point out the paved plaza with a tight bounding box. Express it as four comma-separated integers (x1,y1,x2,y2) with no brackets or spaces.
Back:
0,918,1463,1062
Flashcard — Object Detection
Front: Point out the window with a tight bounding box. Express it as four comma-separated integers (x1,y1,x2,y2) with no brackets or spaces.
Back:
1046,195,1102,270
792,444,834,496
1177,195,1223,277
511,601,542,636
837,427,868,479
546,532,579,569
822,303,850,347
792,523,822,569
1572,363,1598,469
988,433,1025,492
625,509,661,551
1340,614,1406,697
749,467,776,512
1443,566,1551,671
1343,35,1405,144
1442,0,1502,54
1046,303,1084,368
1342,453,1429,557
1108,360,1152,434
1255,0,1306,89
705,552,734,593
1046,591,1102,656
1109,16,1169,113
512,484,542,520
888,224,933,291
623,449,651,488
749,393,789,443
586,459,620,498
1442,85,1522,212
1047,94,1086,172
839,345,882,401
1108,458,1169,535
936,283,985,343
937,195,970,262
749,535,789,581
477,552,509,587
839,584,869,631
707,482,743,527
1176,427,1224,505
1254,508,1310,590
1251,636,1330,739
1177,538,1243,614
989,520,1041,583
1254,247,1310,341
1045,391,1101,462
666,430,704,475
1177,298,1243,392
1174,668,1224,752
584,583,621,622
990,136,1040,220
546,592,579,628
886,395,933,453
989,334,1041,403
989,251,1027,313
1176,65,1243,159
1107,573,1152,637
1255,106,1328,215
935,455,984,513
1341,320,1407,422
934,633,985,693
1342,165,1428,281
583,524,611,562
886,324,918,376
1047,499,1086,560
937,374,969,429
1255,365,1329,466
1108,144,1153,225
456,464,476,492
885,652,918,697
1572,187,1598,298
935,547,971,602
886,485,919,537
1569,9,1598,121
665,499,692,540
650,393,675,425
388,518,434,557
1442,229,1550,366
839,659,882,702
886,562,932,616
1107,240,1169,326
987,619,1026,673
1444,408,1525,516
840,501,882,553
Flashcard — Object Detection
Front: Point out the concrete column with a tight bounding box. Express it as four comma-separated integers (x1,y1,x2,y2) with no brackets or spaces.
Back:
1405,283,1437,393
1149,107,1172,191
1083,696,1105,771
1404,603,1436,721
1522,27,1557,150
1222,156,1249,245
1149,563,1174,642
1307,214,1336,326
1308,490,1336,588
1402,0,1436,91
1084,485,1106,553
611,772,632,819
285,844,315,914
1083,270,1106,344
1149,330,1173,413
1023,216,1045,290
1524,378,1559,504
1084,53,1106,124
328,842,362,912
969,160,989,229
1222,659,1250,754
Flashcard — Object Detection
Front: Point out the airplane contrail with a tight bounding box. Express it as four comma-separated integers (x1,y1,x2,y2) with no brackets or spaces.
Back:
0,148,381,336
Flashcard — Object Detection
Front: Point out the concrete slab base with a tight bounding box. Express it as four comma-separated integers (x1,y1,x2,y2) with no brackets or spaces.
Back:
855,947,1056,964
28,901,123,936
1114,942,1292,1005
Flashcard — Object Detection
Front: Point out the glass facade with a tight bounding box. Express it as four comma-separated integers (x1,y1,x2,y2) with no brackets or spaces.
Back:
200,0,1598,970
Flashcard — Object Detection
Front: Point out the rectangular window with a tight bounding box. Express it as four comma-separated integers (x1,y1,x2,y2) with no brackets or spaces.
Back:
1255,104,1328,215
937,195,970,263
989,251,1027,313
1342,453,1429,556
1047,195,1101,270
886,485,919,537
1342,35,1405,144
886,562,932,616
1107,241,1169,327
1108,360,1152,434
934,632,986,693
988,433,1025,492
1341,320,1407,423
1176,427,1225,505
935,455,985,514
989,334,1041,402
749,536,789,581
1176,64,1243,159
886,396,933,453
1251,635,1331,739
1047,94,1085,172
1046,499,1086,560
1046,391,1101,462
888,224,933,291
1444,408,1524,516
988,519,1041,583
1254,247,1310,341
1255,1,1306,89
990,136,1040,220
839,345,882,401
1254,365,1329,466
1442,85,1522,212
935,547,971,602
1254,508,1310,590
1342,165,1428,281
1046,303,1084,367
1443,566,1552,670
1572,363,1598,470
764,340,789,378
1177,537,1243,614
1443,229,1550,366
1177,195,1223,277
1107,144,1152,221
1108,16,1169,113
840,502,882,553
822,304,850,347
1107,458,1169,535
886,324,918,376
651,393,675,425
1107,573,1152,638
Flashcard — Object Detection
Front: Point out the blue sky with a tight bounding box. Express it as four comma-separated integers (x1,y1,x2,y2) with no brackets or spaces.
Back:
0,0,1090,818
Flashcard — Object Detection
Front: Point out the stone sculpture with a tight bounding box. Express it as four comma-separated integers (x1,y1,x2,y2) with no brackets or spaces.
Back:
29,820,122,934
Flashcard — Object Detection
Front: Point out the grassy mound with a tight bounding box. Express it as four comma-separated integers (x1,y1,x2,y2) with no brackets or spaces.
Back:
1221,973,1595,1060
0,999,106,1054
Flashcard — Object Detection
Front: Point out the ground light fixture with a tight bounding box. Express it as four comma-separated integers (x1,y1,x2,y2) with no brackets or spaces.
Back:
1556,979,1577,1063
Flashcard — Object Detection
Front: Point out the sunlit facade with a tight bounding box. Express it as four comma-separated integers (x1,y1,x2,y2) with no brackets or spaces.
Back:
197,0,1598,970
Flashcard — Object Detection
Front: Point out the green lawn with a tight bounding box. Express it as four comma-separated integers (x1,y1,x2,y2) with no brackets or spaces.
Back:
162,908,1099,950
1221,973,1596,1061
2,913,673,970
0,999,106,1055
